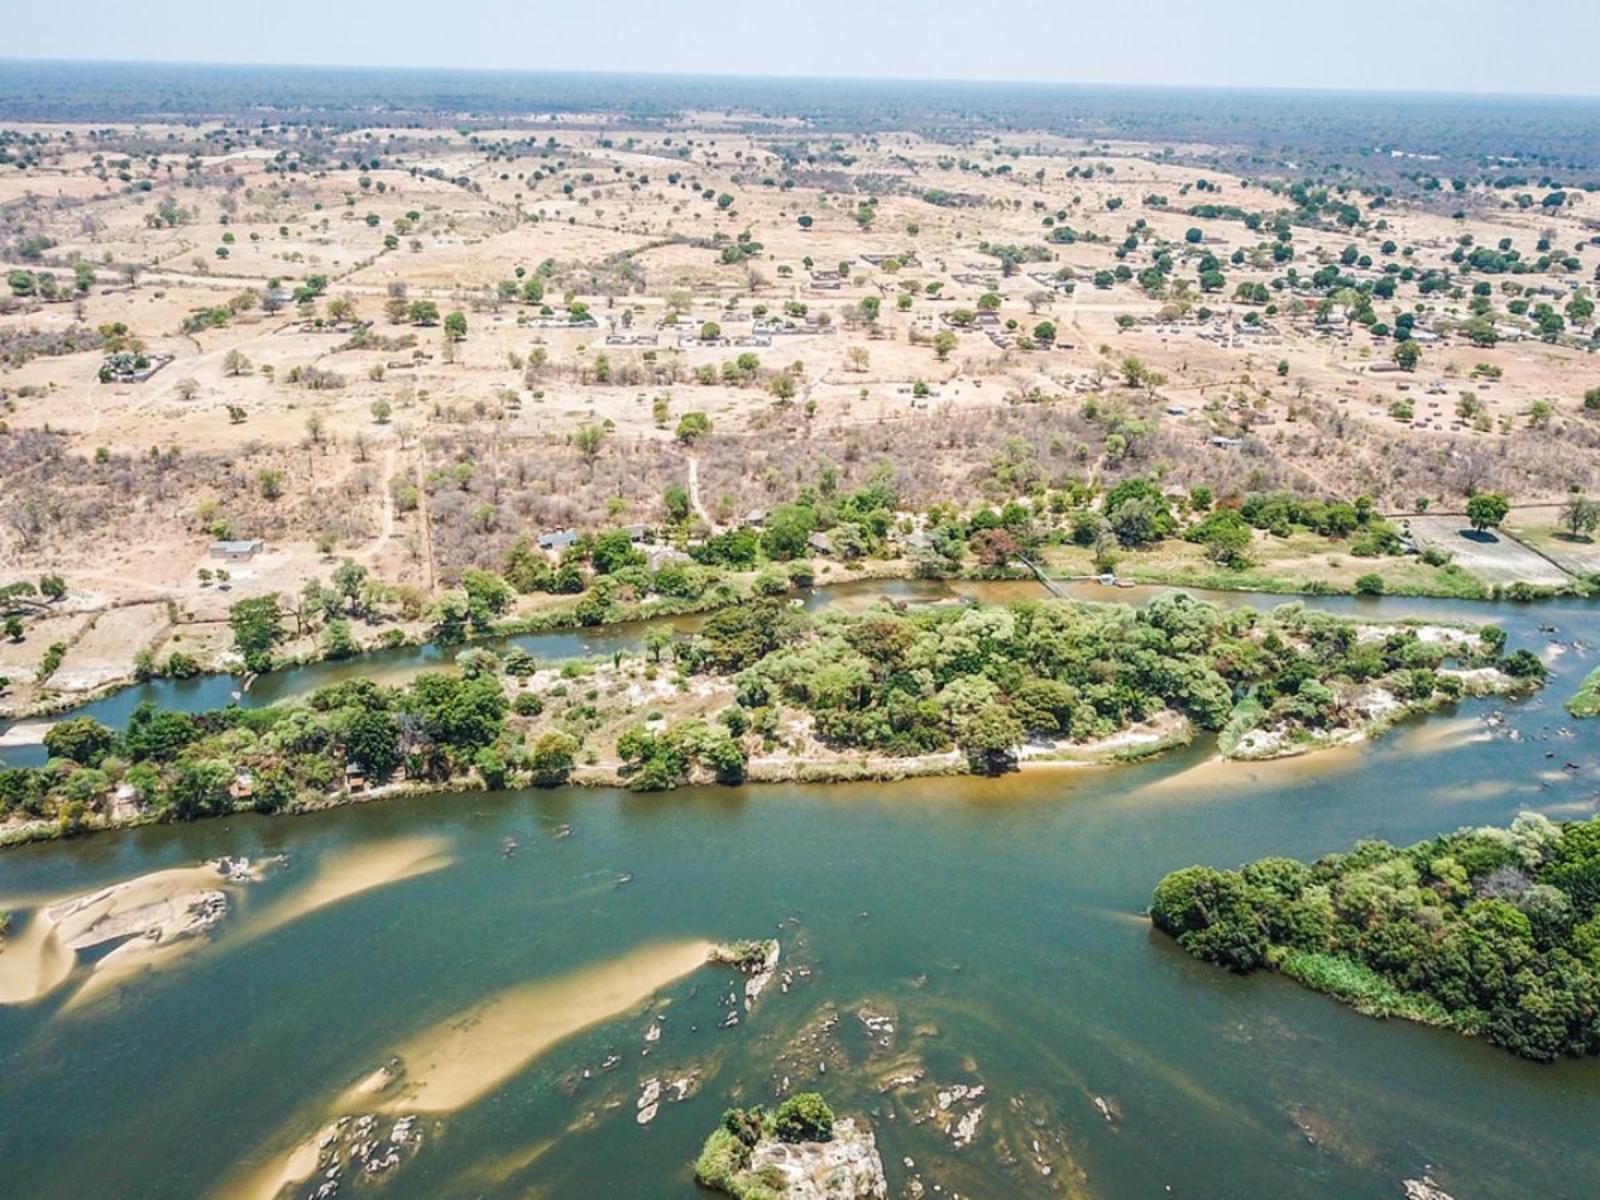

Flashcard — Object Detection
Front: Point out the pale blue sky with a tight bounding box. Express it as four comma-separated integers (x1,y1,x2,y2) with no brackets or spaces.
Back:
7,0,1599,96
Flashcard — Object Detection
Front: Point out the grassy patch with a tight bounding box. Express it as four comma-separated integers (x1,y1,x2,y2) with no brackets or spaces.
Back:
693,1128,784,1200
1217,691,1266,757
1569,666,1600,719
1278,950,1454,1027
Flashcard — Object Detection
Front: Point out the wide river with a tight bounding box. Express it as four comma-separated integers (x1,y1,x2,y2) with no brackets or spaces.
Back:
0,583,1596,1199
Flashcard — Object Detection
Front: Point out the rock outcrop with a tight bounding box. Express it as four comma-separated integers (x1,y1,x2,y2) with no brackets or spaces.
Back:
744,1119,889,1200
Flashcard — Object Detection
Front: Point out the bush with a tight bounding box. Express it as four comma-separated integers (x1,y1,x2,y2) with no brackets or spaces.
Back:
772,1092,834,1144
1353,573,1385,596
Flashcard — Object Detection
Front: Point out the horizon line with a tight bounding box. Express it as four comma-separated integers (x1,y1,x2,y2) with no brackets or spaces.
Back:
4,55,1600,106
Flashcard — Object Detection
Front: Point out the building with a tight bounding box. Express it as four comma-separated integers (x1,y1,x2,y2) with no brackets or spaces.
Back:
538,530,579,552
210,539,264,561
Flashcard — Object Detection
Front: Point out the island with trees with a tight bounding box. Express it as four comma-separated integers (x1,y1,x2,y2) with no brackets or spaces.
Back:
0,593,1545,844
1152,812,1600,1061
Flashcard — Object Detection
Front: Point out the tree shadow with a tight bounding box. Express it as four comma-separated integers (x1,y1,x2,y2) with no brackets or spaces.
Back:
1459,528,1500,544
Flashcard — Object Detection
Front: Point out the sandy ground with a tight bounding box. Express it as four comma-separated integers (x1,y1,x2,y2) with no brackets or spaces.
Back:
1406,515,1572,586
3,113,1598,707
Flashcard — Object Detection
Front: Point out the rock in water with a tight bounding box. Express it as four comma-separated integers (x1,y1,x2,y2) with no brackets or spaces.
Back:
744,1118,889,1200
1403,1177,1455,1200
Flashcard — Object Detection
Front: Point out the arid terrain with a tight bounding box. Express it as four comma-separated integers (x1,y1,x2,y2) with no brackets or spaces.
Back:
3,86,1599,716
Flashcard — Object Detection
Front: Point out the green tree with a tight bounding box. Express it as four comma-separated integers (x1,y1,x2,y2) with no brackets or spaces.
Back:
675,411,712,444
1466,492,1510,532
762,503,817,560
229,595,284,673
1394,340,1422,371
772,1093,834,1144
1560,495,1600,540
43,717,117,767
528,731,579,786
663,485,691,523
443,310,468,341
958,703,1024,775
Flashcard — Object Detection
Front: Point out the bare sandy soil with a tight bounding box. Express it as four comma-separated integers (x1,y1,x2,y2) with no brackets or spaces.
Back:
1,112,1597,710
1406,515,1572,586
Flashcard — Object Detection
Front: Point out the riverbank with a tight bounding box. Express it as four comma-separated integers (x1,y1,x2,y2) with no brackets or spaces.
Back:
8,535,1593,729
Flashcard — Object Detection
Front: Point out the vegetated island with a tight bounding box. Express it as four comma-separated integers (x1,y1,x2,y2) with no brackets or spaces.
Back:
696,1092,888,1200
0,594,1545,846
1568,665,1600,718
1152,812,1600,1062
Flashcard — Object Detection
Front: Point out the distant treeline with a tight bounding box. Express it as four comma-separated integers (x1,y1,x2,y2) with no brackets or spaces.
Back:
5,61,1600,168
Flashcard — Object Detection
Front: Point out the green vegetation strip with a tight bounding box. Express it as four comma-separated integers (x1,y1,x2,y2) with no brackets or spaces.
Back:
1568,666,1600,718
1154,813,1600,1061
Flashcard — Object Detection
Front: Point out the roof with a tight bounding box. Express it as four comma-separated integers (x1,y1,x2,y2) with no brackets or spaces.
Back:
211,539,263,553
538,530,578,548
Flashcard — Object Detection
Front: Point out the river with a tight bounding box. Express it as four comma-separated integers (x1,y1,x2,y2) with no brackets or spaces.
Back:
0,587,1595,1198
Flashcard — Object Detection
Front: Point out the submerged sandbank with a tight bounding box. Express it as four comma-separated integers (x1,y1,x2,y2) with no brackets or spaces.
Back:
347,938,714,1114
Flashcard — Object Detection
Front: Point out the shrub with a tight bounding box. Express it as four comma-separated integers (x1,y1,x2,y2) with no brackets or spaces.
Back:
772,1092,834,1144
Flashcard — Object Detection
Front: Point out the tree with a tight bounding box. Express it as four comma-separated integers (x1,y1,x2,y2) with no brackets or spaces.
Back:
229,595,284,673
1033,320,1056,345
1394,340,1422,371
574,423,606,468
3,616,22,642
443,310,468,341
762,503,817,560
675,411,712,444
773,1093,834,1144
408,299,440,325
958,703,1023,775
528,731,579,786
43,717,116,767
371,397,392,424
1560,495,1600,540
1466,492,1510,532
933,330,958,361
175,377,201,400
258,468,285,500
38,574,66,601
664,485,691,523
797,215,813,230
343,707,401,778
223,349,251,376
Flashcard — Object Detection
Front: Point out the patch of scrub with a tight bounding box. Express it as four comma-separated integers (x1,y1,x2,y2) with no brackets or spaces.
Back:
347,938,715,1114
1568,665,1600,718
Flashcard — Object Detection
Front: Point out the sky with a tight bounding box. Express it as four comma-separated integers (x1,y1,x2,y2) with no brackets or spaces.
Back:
7,0,1600,97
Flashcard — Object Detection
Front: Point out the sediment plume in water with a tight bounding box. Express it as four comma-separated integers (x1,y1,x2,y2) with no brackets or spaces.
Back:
1391,716,1492,757
346,938,714,1113
239,835,454,943
1130,745,1364,801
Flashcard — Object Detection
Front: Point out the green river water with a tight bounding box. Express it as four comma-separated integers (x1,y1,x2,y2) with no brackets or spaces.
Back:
0,586,1596,1199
